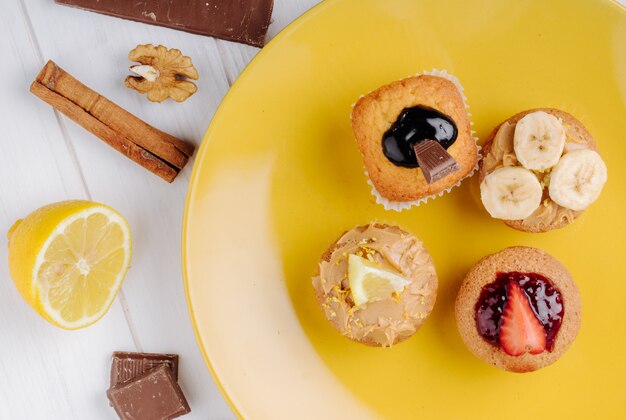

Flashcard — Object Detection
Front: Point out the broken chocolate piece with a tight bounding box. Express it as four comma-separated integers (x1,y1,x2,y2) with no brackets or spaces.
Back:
107,365,191,420
413,140,460,184
110,352,179,387
55,0,274,47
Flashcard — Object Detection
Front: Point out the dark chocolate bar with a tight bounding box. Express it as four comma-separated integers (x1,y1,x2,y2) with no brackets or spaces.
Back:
110,352,179,387
107,365,191,420
413,140,460,184
55,0,274,47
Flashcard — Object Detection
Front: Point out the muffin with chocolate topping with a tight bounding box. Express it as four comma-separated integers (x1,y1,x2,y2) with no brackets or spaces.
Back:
312,224,438,347
351,71,479,211
455,247,581,372
479,108,608,232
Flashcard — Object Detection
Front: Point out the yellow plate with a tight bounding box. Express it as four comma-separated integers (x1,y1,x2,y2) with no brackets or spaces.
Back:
183,0,626,417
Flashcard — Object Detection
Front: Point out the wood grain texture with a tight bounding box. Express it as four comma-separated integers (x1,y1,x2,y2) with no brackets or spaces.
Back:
0,0,318,418
0,1,137,419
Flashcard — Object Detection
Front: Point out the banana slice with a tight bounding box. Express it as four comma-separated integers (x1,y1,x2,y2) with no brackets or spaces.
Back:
549,149,607,211
514,111,566,171
480,166,543,220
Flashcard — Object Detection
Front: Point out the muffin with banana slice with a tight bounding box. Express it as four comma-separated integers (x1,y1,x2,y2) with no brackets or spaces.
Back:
311,224,438,347
479,109,608,233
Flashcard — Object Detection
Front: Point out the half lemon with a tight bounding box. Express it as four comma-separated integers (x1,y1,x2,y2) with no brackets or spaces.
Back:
7,200,131,329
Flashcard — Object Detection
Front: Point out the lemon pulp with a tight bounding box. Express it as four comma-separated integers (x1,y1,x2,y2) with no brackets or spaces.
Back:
8,201,131,329
348,254,410,306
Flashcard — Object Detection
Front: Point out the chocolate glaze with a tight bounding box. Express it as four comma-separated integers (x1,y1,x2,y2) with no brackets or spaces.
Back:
382,106,457,167
475,272,563,351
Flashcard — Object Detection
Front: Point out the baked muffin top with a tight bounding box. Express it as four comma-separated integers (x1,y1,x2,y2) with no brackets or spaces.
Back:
455,246,581,372
351,74,479,206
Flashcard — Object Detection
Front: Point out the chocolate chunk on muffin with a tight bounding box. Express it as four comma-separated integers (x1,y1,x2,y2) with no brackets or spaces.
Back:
455,246,581,372
312,224,438,347
351,71,479,211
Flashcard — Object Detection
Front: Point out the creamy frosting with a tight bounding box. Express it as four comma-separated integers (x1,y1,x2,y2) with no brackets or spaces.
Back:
312,224,437,347
482,121,582,228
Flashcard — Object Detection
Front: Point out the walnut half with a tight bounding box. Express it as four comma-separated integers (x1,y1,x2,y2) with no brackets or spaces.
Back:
125,44,199,103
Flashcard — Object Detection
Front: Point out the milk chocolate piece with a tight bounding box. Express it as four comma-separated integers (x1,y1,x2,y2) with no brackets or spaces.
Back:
107,365,191,420
110,352,179,387
55,0,274,47
413,140,460,184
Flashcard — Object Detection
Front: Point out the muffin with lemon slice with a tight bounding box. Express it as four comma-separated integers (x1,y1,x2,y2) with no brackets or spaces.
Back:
312,223,438,347
7,200,131,329
479,109,608,232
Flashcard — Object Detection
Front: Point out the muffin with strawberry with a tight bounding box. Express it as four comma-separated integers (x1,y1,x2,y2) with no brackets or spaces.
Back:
479,108,608,233
455,247,581,372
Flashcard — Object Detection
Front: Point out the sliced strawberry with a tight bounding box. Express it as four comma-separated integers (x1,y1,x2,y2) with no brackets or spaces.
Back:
499,281,547,356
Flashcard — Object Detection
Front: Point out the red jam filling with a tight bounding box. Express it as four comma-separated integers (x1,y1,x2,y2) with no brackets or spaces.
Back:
475,272,563,351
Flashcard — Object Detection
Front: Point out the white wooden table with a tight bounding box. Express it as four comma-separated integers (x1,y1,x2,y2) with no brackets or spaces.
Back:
0,1,318,418
3,1,626,419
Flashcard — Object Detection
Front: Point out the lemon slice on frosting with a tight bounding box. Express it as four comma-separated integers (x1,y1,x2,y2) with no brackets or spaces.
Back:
348,254,410,306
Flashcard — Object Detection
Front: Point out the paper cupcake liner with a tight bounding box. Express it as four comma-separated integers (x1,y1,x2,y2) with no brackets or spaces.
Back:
357,68,481,212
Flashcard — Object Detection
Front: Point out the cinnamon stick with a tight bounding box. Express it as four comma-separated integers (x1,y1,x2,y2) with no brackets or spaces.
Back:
30,60,194,182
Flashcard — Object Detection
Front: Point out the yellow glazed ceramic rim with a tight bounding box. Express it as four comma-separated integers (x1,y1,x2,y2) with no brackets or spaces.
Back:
183,0,626,417
181,2,334,414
